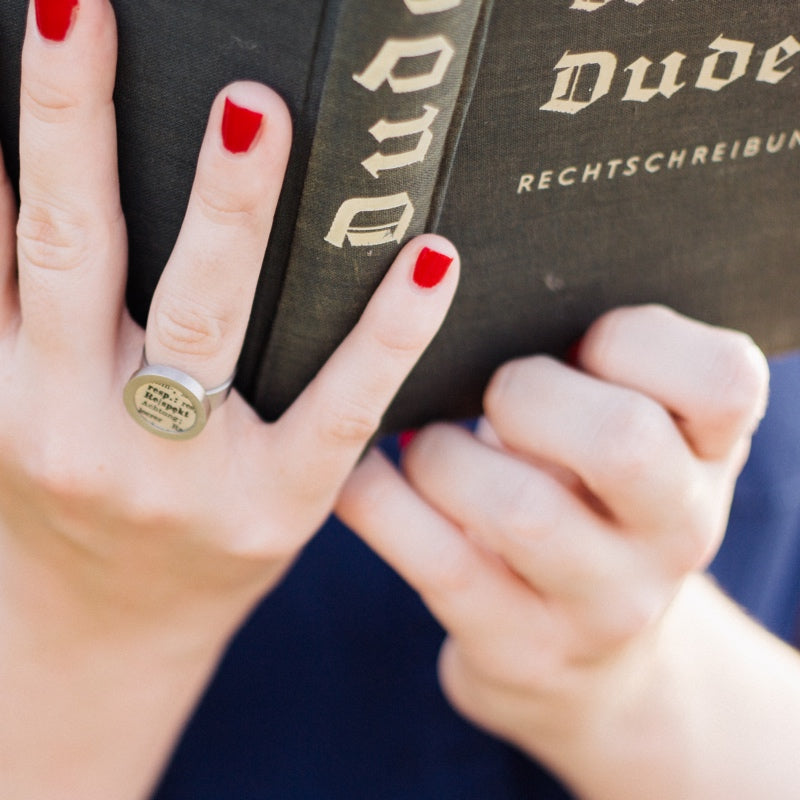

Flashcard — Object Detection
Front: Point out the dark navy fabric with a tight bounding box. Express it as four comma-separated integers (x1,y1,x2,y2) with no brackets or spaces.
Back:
153,353,800,799
709,351,800,644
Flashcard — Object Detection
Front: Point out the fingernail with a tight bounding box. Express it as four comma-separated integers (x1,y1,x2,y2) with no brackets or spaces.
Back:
221,98,264,154
35,0,79,42
412,247,453,289
565,336,585,367
398,429,418,450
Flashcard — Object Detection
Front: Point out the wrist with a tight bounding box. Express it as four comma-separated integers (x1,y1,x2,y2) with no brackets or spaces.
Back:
0,526,265,800
515,577,707,799
0,613,225,800
525,574,800,800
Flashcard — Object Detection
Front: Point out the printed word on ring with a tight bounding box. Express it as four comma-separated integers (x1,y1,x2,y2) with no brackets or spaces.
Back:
123,351,235,440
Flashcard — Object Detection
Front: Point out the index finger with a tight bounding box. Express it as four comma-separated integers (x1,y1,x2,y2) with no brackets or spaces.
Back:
336,447,543,650
272,235,459,505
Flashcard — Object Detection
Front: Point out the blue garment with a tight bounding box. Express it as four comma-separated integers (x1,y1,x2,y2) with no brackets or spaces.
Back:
153,353,800,799
710,352,800,644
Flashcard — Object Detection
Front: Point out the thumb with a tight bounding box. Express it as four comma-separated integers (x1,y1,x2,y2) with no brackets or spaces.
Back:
270,235,459,506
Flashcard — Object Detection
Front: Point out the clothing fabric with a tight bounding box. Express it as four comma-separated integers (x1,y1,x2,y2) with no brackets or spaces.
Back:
152,354,800,799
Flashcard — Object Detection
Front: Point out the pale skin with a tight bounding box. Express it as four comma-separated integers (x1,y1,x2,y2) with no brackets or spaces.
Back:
338,307,800,799
2,1,800,800
0,1,459,797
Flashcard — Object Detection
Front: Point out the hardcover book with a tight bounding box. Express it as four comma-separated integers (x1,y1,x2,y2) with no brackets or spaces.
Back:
0,0,797,431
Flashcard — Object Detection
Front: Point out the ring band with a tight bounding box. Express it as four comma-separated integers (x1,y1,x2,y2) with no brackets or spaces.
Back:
123,349,235,440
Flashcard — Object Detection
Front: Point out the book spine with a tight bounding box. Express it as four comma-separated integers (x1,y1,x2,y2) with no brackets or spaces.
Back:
252,0,491,422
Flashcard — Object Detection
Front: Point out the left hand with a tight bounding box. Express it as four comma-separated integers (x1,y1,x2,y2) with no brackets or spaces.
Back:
336,305,769,770
0,3,460,795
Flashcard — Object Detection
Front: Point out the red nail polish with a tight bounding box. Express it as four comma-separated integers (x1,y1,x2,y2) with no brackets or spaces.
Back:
412,247,453,289
398,429,418,450
35,0,79,42
221,98,264,154
565,336,585,367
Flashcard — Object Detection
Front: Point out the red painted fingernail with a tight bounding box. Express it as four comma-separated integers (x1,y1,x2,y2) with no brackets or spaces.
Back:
221,98,264,154
412,247,453,289
398,429,418,450
35,0,79,42
565,338,583,366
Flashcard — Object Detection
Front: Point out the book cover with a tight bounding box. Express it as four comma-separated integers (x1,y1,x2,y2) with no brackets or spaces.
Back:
0,0,797,432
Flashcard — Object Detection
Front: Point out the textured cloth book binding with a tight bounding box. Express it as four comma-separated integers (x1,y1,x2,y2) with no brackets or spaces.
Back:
0,0,798,432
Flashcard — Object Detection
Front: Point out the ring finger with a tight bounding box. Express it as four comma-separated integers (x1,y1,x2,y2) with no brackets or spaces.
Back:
17,0,125,364
403,424,630,601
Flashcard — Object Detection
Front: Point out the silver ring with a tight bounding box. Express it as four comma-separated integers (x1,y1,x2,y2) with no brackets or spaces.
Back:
123,349,235,440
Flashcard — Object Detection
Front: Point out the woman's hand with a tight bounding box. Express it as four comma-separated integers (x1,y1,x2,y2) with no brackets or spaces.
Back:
337,305,791,799
0,1,458,796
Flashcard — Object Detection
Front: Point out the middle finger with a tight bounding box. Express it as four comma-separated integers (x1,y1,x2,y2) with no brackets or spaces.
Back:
17,0,126,363
403,423,627,600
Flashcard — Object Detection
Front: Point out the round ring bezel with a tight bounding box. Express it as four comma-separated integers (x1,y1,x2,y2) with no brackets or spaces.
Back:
123,364,210,441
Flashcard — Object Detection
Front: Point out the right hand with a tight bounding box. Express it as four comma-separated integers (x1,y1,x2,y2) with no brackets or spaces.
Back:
337,305,769,798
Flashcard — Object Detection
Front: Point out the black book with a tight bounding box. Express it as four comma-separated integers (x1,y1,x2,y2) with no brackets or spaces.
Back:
1,0,798,432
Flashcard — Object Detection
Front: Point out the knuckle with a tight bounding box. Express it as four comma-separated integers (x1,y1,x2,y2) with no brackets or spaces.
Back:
501,472,560,544
20,79,81,125
671,485,724,572
340,463,396,527
484,356,547,420
316,394,383,449
213,509,295,564
599,585,665,647
593,394,671,482
402,423,446,471
672,531,716,575
484,360,518,417
150,294,232,357
427,540,481,599
705,332,770,428
371,315,430,359
17,202,91,273
437,639,492,721
194,181,263,231
581,305,669,370
579,306,629,367
23,442,107,508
